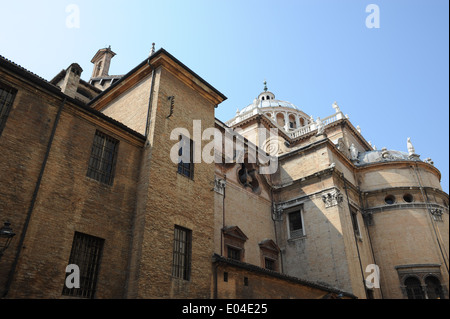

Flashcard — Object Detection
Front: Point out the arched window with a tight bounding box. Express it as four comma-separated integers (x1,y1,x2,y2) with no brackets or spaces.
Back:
300,118,305,126
405,277,424,299
425,276,444,299
276,113,285,127
288,114,296,129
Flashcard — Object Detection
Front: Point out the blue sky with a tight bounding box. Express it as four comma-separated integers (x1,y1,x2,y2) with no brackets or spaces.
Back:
0,0,448,192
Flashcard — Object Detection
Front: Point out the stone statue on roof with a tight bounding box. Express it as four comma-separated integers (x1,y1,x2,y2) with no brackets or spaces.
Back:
407,137,415,156
316,117,325,136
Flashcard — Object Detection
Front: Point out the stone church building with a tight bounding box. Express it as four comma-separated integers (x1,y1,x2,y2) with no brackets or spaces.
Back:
0,46,448,299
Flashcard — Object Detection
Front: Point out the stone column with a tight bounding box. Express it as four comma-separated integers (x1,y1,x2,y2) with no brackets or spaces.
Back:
295,115,301,128
283,112,290,131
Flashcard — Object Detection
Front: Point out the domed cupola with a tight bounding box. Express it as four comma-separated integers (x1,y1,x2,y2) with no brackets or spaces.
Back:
257,81,275,101
226,81,311,132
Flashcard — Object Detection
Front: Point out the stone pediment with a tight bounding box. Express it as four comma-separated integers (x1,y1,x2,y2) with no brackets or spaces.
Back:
258,239,280,253
222,226,248,242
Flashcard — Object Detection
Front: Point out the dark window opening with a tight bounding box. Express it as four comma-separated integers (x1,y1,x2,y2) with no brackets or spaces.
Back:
425,276,444,299
244,277,249,286
405,277,425,299
265,258,275,271
177,136,194,179
223,272,228,282
0,83,17,137
86,130,119,185
172,225,192,281
227,246,241,261
403,194,414,203
62,232,104,299
384,195,395,205
288,210,303,238
351,209,360,237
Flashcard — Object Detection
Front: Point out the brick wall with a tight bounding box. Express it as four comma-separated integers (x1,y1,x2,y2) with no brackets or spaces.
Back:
0,66,145,298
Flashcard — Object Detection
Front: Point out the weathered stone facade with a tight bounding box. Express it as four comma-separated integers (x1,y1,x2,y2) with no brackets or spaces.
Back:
0,47,447,299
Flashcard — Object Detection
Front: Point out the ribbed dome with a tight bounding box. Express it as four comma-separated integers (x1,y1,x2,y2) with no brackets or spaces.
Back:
239,98,299,115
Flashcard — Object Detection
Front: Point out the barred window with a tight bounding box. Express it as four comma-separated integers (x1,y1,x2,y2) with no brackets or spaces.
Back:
227,246,241,261
172,225,192,281
405,277,425,299
177,136,194,179
265,258,275,271
0,83,17,137
86,130,119,185
62,232,104,299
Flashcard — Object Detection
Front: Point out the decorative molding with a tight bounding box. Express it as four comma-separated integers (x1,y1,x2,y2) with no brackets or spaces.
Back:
365,203,448,215
275,187,342,213
430,208,444,221
322,189,344,208
214,177,226,195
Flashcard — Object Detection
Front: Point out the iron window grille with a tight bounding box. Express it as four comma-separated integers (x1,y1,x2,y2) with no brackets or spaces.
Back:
227,246,241,261
172,225,192,281
62,232,104,299
0,83,17,137
177,136,194,179
404,277,425,299
86,130,119,185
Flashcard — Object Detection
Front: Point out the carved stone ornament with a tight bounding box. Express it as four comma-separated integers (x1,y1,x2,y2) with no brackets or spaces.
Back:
316,117,325,136
322,189,344,208
381,147,393,160
214,177,226,195
350,143,359,162
430,208,443,221
337,138,350,158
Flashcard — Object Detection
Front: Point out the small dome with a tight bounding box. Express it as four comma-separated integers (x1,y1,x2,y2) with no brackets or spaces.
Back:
239,98,299,115
238,81,300,115
357,149,421,165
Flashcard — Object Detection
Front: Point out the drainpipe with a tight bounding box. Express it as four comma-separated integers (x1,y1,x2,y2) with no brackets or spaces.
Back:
360,191,384,299
270,188,284,274
221,174,226,256
145,59,156,138
3,97,66,298
411,164,449,274
342,173,369,299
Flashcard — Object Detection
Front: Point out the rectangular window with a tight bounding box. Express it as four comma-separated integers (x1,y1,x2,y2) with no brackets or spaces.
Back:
172,225,192,281
265,258,275,271
227,246,241,261
62,232,104,299
177,136,194,179
86,130,119,185
350,208,360,237
0,83,17,137
288,210,304,238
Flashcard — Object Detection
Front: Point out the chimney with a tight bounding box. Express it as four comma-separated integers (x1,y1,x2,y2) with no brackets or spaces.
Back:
60,63,83,98
90,46,116,79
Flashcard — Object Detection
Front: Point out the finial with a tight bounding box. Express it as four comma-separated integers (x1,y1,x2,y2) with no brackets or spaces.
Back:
263,80,268,92
150,43,156,56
